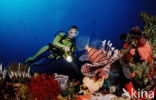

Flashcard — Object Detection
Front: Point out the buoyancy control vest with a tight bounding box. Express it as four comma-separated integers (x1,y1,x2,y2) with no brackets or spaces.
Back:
48,32,76,59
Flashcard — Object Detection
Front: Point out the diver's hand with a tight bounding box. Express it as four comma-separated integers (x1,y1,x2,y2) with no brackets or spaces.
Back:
64,46,70,52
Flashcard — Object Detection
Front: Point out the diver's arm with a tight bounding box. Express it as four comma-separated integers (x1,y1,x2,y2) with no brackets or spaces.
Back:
52,32,66,49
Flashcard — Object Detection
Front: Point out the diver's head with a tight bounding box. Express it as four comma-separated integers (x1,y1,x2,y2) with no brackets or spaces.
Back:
68,25,78,38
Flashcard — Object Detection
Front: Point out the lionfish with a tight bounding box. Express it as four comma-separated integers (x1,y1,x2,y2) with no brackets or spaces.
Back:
79,40,120,78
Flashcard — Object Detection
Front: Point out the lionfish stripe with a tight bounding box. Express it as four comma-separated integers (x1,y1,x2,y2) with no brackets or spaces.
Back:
88,48,94,55
92,51,103,62
88,49,97,60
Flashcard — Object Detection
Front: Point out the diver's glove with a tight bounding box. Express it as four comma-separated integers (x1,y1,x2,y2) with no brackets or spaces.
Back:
63,46,70,52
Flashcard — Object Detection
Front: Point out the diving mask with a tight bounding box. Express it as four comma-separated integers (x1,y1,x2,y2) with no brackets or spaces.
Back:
68,30,79,37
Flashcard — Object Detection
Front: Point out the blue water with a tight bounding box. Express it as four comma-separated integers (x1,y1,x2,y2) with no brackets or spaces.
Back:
0,0,156,78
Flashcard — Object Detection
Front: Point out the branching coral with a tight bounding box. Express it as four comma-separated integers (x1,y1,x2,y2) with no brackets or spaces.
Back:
0,63,7,80
0,63,7,99
7,62,31,83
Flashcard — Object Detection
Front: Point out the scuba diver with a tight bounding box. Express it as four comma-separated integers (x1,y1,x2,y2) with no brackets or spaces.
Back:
24,26,78,66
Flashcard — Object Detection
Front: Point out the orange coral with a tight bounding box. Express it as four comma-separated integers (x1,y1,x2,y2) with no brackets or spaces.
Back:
137,43,153,63
75,94,90,100
130,49,135,55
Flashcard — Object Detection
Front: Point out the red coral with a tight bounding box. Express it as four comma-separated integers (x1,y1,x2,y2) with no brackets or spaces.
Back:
131,73,136,78
151,68,154,74
146,74,151,78
123,43,129,49
28,73,62,100
125,82,137,96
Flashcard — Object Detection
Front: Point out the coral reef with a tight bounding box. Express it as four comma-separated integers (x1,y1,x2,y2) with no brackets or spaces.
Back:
0,12,156,100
